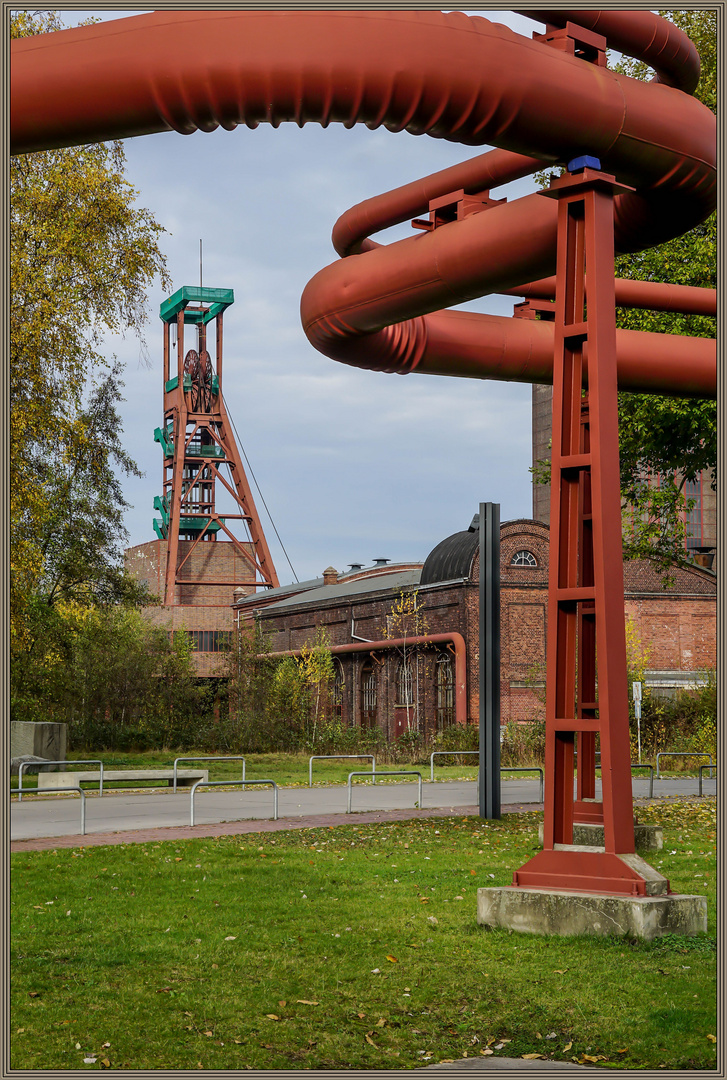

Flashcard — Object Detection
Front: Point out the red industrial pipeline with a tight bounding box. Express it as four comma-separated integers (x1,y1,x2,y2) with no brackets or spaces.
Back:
11,9,716,398
266,633,468,729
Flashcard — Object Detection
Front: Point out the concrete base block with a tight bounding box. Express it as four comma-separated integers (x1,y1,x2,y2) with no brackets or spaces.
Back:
477,886,707,941
11,721,67,765
538,821,663,850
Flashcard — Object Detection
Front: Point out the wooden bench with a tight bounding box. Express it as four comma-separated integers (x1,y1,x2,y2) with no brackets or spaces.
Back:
37,768,209,790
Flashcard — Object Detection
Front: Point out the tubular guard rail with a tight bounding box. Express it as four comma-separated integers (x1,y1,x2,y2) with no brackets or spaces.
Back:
347,771,423,814
173,756,246,794
430,750,480,781
17,760,104,801
189,779,278,826
11,786,86,835
656,752,714,779
698,765,717,797
10,11,715,399
309,755,375,787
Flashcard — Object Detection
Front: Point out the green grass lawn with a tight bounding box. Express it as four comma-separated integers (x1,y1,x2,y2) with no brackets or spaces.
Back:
11,800,716,1070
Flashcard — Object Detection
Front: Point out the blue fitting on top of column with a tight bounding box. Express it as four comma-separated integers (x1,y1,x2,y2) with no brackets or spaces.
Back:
567,155,601,173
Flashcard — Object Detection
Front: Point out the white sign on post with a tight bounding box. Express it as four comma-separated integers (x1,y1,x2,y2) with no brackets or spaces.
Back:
632,682,643,763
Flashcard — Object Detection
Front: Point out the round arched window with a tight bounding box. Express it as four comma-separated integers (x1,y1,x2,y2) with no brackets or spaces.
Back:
511,549,537,567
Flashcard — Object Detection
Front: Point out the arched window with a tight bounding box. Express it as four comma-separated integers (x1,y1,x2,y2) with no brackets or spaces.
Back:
332,658,345,722
397,658,413,707
436,654,455,730
361,660,377,729
511,549,537,567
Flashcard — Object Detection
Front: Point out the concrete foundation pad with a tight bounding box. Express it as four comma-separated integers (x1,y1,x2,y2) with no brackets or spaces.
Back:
538,821,663,850
477,886,707,940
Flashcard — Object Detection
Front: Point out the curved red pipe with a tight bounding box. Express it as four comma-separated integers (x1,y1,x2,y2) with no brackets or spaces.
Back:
267,633,468,727
502,277,717,317
11,10,716,399
517,10,701,92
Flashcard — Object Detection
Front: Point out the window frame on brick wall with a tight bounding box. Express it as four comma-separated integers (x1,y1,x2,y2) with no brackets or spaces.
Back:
361,659,378,729
436,652,455,729
510,549,537,567
332,657,345,721
174,630,232,653
396,657,414,707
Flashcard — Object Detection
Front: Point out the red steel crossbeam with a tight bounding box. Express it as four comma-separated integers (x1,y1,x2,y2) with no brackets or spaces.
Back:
512,166,647,896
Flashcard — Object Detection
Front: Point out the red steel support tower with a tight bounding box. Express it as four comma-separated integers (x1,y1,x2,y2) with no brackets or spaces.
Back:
512,162,649,895
154,286,279,605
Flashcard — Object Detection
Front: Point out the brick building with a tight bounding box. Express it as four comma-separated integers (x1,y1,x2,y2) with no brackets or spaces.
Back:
234,515,716,738
125,538,257,678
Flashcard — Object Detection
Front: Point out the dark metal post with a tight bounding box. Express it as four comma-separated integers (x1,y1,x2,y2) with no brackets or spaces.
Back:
479,501,501,819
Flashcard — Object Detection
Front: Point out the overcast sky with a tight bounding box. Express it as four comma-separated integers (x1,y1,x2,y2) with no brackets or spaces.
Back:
59,9,549,586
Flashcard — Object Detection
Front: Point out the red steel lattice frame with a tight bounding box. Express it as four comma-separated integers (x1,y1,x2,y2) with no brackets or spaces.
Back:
512,166,648,896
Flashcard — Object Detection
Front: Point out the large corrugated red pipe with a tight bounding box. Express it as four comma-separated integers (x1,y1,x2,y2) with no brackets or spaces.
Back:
266,633,468,728
11,10,716,398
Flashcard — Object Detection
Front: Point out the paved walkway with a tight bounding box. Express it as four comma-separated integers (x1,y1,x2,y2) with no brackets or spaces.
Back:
10,774,711,851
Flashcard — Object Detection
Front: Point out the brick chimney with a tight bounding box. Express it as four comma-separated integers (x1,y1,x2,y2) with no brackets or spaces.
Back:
323,566,338,586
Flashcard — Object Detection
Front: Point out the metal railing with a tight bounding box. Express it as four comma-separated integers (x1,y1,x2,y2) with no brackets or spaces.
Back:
11,786,86,835
17,759,104,801
430,750,479,781
173,756,246,794
347,770,422,814
656,751,713,779
699,764,718,796
630,763,654,799
309,754,375,787
189,779,278,825
500,766,544,803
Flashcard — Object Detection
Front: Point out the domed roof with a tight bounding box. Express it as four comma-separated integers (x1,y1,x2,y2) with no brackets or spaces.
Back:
420,514,479,586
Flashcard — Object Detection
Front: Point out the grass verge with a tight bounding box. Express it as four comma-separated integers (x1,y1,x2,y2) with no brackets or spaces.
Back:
11,800,716,1070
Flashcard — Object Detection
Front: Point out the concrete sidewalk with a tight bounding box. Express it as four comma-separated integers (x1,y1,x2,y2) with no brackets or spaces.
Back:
10,774,711,849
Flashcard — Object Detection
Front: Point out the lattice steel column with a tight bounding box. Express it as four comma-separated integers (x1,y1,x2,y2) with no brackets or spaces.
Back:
512,161,649,896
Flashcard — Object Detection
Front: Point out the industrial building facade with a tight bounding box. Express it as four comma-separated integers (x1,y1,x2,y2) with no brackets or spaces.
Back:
233,516,717,740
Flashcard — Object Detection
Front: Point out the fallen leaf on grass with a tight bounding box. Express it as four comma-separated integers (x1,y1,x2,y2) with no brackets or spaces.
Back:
480,1048,494,1056
83,1056,97,1064
554,969,568,974
28,992,40,998
522,1053,545,1060
707,1035,717,1043
419,898,429,903
296,1000,319,1006
204,1030,214,1037
100,1059,111,1068
376,1019,386,1028
563,1042,573,1051
265,1015,280,1021
365,1034,377,1047
224,936,237,941
278,1000,286,1007
386,955,398,963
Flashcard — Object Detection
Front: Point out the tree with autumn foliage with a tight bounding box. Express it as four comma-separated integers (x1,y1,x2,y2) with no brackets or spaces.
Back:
10,12,169,643
613,9,716,571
